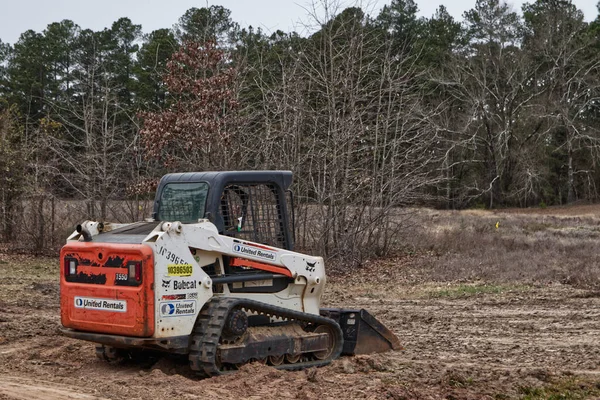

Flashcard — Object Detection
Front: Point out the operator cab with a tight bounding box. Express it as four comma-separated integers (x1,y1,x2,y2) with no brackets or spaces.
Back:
153,171,295,251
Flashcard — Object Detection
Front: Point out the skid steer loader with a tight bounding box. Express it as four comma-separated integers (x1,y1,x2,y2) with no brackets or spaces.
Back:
60,171,401,376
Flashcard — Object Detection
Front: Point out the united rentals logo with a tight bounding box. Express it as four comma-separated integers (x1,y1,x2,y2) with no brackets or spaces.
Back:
232,243,276,261
159,301,196,317
74,296,127,312
161,303,175,315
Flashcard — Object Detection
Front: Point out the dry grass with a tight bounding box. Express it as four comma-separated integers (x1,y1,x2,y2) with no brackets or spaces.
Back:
518,375,600,399
391,206,600,289
0,255,57,306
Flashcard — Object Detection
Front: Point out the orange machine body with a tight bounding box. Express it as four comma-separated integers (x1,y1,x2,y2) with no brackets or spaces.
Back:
60,242,155,337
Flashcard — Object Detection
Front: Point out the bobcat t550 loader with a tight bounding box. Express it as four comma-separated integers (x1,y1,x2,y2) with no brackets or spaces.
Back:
60,171,400,376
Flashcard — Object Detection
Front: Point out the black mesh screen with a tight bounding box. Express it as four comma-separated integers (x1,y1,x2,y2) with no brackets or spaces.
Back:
220,184,286,248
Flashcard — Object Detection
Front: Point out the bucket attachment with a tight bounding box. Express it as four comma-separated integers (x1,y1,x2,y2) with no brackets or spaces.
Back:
321,308,402,355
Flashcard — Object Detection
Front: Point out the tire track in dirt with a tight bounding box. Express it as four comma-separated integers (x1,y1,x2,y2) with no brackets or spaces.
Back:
0,376,110,400
343,286,600,380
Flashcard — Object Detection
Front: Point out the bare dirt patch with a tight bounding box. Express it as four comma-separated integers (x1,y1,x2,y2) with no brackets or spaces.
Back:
2,205,600,399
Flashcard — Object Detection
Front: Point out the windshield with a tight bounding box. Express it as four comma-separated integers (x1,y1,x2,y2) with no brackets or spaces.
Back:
157,182,209,222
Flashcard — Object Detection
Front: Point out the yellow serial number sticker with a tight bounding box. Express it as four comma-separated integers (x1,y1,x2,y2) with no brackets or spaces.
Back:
167,264,193,276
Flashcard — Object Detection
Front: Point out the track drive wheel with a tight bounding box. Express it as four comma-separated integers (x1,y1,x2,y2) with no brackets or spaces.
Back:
222,308,248,341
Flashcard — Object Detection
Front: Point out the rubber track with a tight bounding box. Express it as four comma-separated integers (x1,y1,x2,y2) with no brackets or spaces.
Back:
188,297,344,377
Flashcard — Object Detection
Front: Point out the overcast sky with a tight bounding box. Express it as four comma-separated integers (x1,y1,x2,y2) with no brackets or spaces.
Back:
0,0,597,45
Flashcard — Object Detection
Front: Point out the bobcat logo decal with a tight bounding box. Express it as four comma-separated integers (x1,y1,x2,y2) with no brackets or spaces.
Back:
305,261,316,272
162,279,171,289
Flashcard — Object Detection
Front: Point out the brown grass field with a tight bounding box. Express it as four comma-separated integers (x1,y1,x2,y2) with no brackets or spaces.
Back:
2,204,600,399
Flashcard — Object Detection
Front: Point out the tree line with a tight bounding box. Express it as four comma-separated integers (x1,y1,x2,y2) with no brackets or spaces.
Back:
0,0,599,259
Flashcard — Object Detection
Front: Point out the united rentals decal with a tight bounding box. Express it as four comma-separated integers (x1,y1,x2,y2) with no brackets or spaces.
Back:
74,296,127,312
159,300,196,317
232,243,276,261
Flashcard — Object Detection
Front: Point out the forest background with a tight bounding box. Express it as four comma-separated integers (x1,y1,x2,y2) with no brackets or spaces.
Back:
1,0,599,261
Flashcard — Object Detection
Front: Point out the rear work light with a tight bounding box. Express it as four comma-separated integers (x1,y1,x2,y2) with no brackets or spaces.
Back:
128,261,142,283
64,258,77,277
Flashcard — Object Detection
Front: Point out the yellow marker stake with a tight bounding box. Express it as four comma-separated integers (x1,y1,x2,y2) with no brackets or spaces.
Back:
495,221,499,229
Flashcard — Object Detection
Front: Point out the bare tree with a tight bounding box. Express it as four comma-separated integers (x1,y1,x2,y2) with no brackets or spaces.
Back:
523,0,600,204
433,0,546,208
43,35,139,221
0,104,26,242
238,1,444,261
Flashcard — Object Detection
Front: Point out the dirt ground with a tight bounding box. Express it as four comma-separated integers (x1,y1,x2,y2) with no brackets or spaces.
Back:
2,205,600,399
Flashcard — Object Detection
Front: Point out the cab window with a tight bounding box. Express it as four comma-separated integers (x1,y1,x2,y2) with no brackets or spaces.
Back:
158,182,209,222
